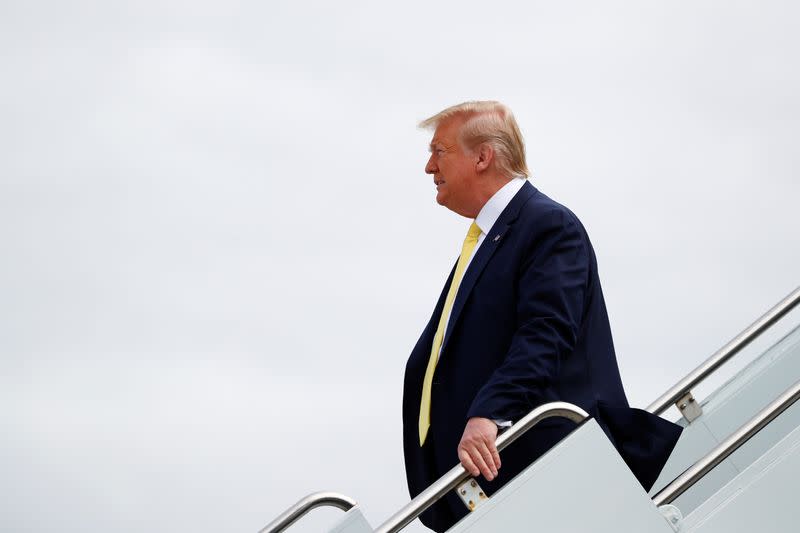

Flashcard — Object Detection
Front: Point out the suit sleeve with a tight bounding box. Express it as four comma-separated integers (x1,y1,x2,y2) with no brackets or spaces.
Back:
466,208,589,422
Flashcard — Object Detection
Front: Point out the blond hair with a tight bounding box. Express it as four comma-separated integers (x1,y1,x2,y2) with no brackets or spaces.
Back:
419,101,530,178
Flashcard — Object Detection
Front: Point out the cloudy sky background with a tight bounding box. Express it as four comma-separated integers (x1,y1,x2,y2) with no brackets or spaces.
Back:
1,1,799,532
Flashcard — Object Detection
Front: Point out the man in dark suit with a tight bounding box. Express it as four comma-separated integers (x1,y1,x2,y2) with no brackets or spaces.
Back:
402,101,681,532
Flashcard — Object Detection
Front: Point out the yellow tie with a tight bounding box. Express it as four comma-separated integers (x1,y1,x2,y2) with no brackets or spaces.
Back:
419,221,482,445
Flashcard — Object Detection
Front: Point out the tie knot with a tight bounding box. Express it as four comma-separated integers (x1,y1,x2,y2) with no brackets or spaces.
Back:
466,221,481,241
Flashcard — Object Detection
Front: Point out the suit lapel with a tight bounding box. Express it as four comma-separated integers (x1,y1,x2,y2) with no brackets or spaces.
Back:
441,181,537,354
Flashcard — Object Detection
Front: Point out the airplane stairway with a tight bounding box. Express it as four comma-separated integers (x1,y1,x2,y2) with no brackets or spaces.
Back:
261,286,800,533
677,422,800,532
649,318,800,515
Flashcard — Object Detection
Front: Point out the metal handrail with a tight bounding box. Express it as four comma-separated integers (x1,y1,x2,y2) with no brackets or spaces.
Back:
258,491,357,533
373,402,589,533
647,286,800,416
652,379,800,506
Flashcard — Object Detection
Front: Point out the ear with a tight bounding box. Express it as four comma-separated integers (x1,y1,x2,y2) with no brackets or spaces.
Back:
475,143,494,173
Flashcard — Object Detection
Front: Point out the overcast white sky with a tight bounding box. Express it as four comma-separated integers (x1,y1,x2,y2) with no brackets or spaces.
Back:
1,1,799,532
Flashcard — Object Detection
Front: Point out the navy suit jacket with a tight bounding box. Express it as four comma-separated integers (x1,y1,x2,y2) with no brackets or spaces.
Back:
402,181,681,532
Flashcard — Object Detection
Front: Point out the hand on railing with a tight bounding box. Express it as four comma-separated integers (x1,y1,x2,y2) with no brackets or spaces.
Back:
373,401,589,533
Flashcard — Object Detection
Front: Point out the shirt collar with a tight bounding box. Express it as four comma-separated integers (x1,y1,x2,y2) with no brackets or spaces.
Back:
474,178,527,235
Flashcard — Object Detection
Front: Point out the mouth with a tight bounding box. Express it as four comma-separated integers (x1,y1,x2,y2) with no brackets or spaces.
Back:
434,179,445,188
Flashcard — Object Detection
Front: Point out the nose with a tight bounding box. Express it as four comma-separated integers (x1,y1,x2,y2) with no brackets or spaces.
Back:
425,154,437,175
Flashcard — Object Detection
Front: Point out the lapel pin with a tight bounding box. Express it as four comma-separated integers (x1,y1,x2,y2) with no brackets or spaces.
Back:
493,234,502,242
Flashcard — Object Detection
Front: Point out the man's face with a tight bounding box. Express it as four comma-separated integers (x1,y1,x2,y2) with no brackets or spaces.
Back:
425,116,479,217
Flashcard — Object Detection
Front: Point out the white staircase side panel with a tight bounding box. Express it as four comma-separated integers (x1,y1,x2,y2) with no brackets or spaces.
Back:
447,420,674,533
650,324,800,513
649,420,741,510
704,390,800,474
680,423,800,533
326,506,374,533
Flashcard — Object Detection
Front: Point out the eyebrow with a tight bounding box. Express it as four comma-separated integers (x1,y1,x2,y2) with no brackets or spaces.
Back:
428,140,447,152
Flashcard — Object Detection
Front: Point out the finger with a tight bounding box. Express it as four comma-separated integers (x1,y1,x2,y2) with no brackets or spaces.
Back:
468,443,494,481
476,441,498,480
478,440,499,477
458,447,480,477
479,431,500,472
490,442,501,471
